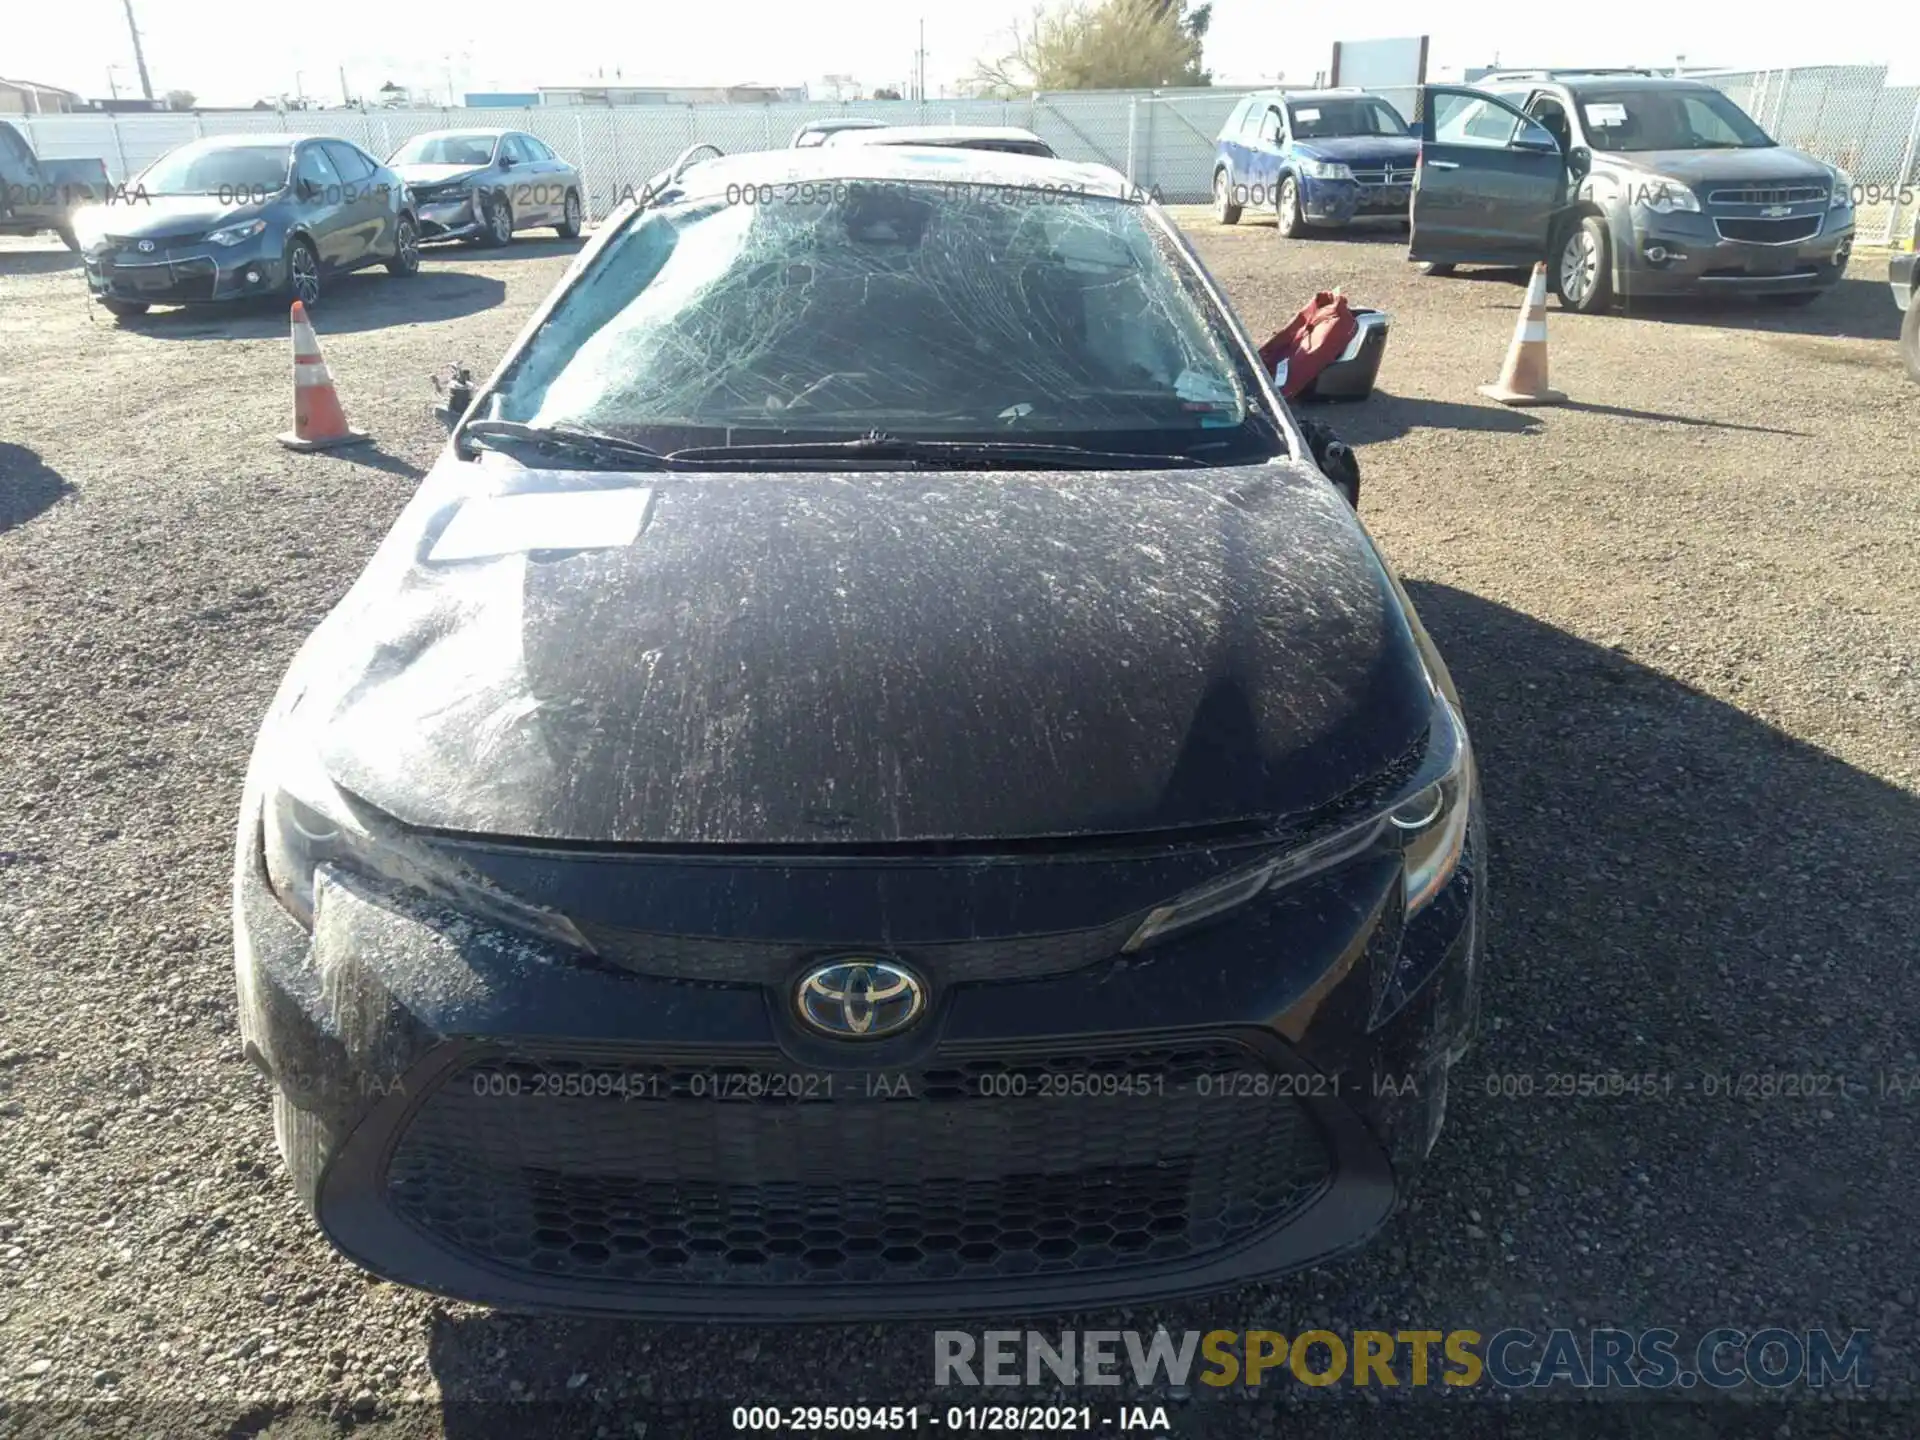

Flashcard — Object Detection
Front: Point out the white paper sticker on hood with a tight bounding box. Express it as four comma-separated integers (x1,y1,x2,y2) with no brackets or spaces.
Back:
428,487,655,562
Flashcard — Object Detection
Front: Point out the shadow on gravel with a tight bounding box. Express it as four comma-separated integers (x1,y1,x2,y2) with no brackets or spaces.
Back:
420,236,586,264
1440,268,1898,340
99,269,508,341
1298,391,1541,443
403,590,1918,1432
0,247,80,275
0,443,75,532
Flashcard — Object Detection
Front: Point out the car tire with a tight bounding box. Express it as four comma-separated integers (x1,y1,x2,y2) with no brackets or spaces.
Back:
1276,175,1306,238
1552,215,1613,314
556,190,583,238
285,237,321,309
1213,170,1242,226
1416,261,1455,276
1903,298,1920,384
98,297,148,319
385,214,420,277
482,193,513,247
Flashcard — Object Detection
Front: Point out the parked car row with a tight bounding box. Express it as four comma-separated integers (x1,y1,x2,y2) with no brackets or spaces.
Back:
1213,71,1862,313
67,128,584,319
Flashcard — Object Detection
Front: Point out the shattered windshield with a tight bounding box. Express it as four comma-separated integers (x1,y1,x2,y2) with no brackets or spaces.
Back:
488,180,1282,462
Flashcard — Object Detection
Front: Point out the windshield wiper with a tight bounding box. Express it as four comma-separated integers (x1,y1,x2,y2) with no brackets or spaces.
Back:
460,420,671,470
663,434,1206,470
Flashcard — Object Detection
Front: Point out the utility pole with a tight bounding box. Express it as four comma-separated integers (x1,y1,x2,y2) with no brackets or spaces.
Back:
106,68,121,101
339,65,351,106
120,0,154,100
916,19,926,103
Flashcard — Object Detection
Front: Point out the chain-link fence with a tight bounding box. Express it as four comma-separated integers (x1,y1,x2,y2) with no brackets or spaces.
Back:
15,70,1920,238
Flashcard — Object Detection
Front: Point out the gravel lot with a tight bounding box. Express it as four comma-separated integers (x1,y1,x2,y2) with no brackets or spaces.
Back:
1,209,1915,1439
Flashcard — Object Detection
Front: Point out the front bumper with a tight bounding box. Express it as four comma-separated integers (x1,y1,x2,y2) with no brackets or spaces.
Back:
1300,175,1412,226
83,234,284,305
234,793,1484,1320
414,194,481,241
1618,208,1855,297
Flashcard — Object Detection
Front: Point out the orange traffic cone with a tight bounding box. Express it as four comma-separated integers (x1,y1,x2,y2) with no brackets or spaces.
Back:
278,300,368,451
1478,262,1566,407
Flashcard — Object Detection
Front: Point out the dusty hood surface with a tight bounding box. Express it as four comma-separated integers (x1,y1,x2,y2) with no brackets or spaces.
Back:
290,455,1432,846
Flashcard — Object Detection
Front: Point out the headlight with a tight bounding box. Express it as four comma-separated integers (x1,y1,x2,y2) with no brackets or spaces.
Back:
259,737,592,953
1828,168,1853,209
1634,177,1700,214
205,218,267,247
1297,158,1356,182
1121,695,1472,954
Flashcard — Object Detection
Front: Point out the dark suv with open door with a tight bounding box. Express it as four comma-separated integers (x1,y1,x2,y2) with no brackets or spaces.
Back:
1408,71,1855,312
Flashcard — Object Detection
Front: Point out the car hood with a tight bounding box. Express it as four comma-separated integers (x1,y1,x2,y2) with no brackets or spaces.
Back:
393,163,487,187
283,455,1435,846
96,193,265,236
1602,145,1834,186
1295,135,1421,166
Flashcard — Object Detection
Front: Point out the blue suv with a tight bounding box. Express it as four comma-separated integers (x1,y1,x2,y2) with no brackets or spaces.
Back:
1213,89,1420,238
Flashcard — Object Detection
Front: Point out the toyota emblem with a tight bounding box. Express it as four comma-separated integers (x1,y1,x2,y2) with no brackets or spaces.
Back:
794,959,926,1040
136,239,155,252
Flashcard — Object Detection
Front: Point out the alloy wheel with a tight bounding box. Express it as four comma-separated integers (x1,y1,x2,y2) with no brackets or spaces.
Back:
290,244,319,307
1561,229,1598,307
398,218,419,270
491,200,512,245
565,194,581,231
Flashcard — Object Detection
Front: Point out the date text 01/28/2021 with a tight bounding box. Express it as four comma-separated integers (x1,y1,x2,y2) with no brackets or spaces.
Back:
730,1405,1172,1432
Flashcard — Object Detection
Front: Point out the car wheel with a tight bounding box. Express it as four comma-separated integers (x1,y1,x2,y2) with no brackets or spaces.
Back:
98,297,148,319
1276,176,1305,238
556,190,583,238
1213,170,1242,226
285,237,321,309
1416,261,1455,276
1903,299,1920,384
386,214,420,276
482,193,514,247
1553,215,1613,314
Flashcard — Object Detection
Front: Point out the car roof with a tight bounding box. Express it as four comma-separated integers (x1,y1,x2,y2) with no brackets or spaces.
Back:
1239,88,1383,105
179,134,307,149
400,127,513,140
660,144,1130,204
828,124,1048,145
1489,74,1714,93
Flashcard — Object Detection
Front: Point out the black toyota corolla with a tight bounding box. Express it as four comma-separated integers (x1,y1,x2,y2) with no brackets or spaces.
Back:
233,145,1485,1319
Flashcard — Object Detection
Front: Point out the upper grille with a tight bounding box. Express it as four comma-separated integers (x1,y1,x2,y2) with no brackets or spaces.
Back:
1714,214,1822,245
1348,167,1411,187
1706,185,1827,207
575,915,1140,983
386,1039,1333,1289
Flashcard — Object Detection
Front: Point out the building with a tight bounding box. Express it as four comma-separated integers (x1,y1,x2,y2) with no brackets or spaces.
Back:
465,92,543,108
0,76,84,114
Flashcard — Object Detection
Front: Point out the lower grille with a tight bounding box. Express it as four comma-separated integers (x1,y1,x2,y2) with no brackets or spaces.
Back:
1714,215,1822,245
386,1040,1333,1288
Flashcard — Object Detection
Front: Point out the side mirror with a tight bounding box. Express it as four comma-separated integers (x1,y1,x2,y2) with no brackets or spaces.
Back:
498,153,515,170
1567,146,1593,181
295,178,317,201
1513,127,1560,154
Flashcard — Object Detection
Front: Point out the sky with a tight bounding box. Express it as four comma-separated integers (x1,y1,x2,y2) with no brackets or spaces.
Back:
9,0,1919,108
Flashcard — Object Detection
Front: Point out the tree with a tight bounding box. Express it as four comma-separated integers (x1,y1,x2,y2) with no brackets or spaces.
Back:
973,0,1210,95
164,88,195,111
872,86,903,100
